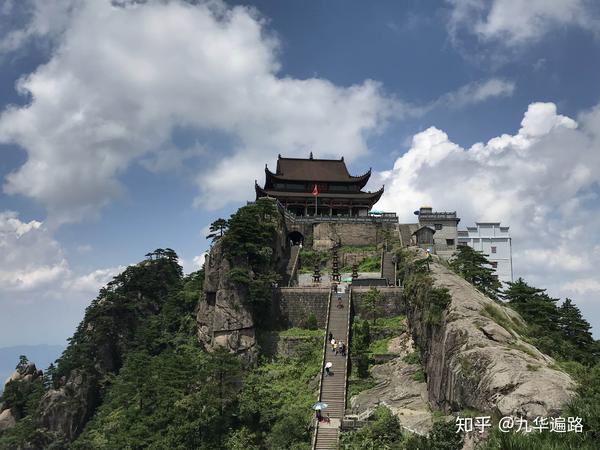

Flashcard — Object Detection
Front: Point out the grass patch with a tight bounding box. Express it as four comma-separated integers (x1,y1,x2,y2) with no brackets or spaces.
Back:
412,369,425,382
403,351,420,365
341,255,381,273
374,315,406,332
526,363,540,372
346,378,377,404
481,303,518,335
508,341,538,359
278,327,325,338
369,338,390,355
298,249,329,273
339,244,377,253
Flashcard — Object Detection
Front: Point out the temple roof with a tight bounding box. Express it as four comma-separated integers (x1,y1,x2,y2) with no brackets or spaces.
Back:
267,155,371,184
255,182,384,203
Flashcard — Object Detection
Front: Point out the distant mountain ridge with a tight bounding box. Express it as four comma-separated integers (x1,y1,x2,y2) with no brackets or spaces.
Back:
0,345,64,392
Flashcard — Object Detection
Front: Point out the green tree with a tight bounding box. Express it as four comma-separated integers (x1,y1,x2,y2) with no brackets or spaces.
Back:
503,278,560,332
362,287,383,324
206,218,229,241
558,298,598,364
450,246,501,299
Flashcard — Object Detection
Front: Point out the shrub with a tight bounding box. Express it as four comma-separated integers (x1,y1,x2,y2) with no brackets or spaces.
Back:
304,313,318,330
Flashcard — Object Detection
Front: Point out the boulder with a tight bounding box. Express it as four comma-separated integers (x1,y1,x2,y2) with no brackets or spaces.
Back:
0,408,16,431
37,370,97,441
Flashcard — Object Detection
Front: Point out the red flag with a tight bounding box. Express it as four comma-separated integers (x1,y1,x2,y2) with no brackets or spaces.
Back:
312,184,319,197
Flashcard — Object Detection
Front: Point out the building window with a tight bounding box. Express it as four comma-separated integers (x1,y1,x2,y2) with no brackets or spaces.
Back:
435,223,443,230
446,239,455,246
490,262,498,269
491,246,497,253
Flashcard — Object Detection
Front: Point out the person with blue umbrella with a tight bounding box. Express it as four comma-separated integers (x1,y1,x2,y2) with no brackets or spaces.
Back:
312,402,328,422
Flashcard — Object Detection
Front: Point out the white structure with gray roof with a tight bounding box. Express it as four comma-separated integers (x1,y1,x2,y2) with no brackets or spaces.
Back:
458,222,513,284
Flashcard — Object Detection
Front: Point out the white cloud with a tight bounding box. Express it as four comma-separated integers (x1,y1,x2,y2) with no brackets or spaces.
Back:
180,252,207,274
436,78,515,108
376,101,600,334
0,210,121,294
0,1,518,222
562,278,600,295
0,0,393,222
447,0,599,46
0,0,74,53
64,266,124,292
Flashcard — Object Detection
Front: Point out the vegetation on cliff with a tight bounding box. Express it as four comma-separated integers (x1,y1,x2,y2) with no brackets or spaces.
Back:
340,406,463,450
0,243,319,449
221,199,281,325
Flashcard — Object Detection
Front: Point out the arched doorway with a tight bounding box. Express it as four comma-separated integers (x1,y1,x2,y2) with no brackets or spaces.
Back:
288,231,304,246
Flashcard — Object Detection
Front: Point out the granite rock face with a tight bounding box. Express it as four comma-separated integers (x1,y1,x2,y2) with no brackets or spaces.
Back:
35,370,97,441
0,408,16,431
350,333,434,435
0,362,44,431
408,252,576,418
198,207,289,363
197,240,258,362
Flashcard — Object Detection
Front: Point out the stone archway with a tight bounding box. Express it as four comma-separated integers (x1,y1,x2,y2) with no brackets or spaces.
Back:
288,231,304,246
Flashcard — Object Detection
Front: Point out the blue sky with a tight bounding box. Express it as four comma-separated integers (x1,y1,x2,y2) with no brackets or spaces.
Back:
1,0,599,351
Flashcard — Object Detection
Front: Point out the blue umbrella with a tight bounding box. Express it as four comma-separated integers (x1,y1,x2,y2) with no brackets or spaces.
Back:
312,402,328,410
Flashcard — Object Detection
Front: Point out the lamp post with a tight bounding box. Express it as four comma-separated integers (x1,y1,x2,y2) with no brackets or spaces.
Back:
391,255,398,286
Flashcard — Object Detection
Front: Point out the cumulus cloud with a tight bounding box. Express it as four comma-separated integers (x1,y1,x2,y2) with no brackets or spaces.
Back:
180,252,207,274
0,210,121,294
447,0,600,46
0,0,395,222
376,101,600,334
0,1,520,222
436,78,515,108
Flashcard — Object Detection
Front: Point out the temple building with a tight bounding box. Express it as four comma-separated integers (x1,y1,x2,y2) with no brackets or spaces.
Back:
255,154,384,217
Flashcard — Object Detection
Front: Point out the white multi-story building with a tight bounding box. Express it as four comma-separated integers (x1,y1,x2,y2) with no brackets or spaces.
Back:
457,222,513,284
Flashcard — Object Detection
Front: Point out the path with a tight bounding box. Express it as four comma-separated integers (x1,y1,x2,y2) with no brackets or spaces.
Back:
381,251,396,286
313,287,351,449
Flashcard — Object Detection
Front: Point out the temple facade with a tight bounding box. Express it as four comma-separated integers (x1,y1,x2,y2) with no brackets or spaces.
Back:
255,154,384,217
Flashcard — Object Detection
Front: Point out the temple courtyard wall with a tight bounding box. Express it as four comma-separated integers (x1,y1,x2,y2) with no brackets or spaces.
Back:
352,286,405,318
275,287,330,328
285,220,396,250
273,286,404,331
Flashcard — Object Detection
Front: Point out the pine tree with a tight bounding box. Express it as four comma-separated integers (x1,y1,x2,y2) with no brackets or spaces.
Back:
206,218,229,241
559,298,598,363
503,278,560,332
450,246,502,299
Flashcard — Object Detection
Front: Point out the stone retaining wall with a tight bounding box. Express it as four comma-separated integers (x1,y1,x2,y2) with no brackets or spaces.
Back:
276,288,330,328
351,286,404,318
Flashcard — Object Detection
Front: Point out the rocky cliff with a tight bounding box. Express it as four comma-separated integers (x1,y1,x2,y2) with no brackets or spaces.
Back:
407,250,575,418
197,240,259,362
197,199,290,362
0,362,43,432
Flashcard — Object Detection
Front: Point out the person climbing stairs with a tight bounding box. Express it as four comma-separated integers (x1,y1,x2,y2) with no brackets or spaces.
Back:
313,287,351,449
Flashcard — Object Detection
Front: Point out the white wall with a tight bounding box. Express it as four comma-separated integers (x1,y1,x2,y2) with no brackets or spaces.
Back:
458,222,513,284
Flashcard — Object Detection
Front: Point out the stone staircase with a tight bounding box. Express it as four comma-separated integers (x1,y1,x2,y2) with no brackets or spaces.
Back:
285,245,301,287
381,251,396,286
313,288,351,449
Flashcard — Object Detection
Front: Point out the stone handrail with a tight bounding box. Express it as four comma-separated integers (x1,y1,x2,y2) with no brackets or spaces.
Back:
311,287,333,450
